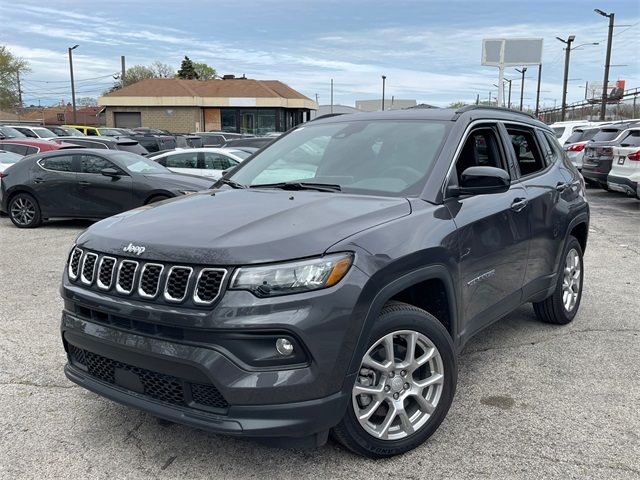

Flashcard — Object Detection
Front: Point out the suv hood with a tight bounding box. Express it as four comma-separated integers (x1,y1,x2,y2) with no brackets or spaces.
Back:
77,189,411,264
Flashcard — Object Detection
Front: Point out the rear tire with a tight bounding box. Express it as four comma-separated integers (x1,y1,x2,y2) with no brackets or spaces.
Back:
331,302,456,458
8,193,42,228
532,236,583,325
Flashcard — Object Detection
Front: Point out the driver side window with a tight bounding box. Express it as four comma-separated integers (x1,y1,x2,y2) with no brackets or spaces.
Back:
455,127,506,183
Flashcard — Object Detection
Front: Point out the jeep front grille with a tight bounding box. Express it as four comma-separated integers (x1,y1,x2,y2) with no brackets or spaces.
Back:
67,248,228,307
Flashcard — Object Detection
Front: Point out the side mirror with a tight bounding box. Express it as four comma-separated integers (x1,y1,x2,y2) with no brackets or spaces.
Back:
101,167,120,178
452,166,510,196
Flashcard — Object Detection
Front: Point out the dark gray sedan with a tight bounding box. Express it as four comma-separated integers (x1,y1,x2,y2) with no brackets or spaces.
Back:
0,149,214,228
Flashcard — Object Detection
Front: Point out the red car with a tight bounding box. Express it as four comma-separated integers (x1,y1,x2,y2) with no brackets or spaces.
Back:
0,139,81,156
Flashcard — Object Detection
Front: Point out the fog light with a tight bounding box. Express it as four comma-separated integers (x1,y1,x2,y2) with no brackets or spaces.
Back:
275,338,294,356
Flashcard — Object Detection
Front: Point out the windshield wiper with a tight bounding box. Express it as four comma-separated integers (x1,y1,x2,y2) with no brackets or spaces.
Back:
250,181,342,192
217,178,247,189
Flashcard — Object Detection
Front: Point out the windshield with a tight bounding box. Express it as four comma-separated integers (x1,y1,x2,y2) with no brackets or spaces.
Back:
230,120,449,196
110,151,169,174
0,126,25,138
592,129,621,142
33,128,57,138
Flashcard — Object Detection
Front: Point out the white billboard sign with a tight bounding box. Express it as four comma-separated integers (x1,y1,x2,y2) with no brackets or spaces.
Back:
482,38,544,67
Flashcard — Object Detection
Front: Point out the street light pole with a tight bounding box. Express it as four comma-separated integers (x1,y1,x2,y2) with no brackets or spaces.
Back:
504,78,513,109
594,9,615,121
68,44,79,124
381,75,386,111
515,67,527,111
556,35,575,121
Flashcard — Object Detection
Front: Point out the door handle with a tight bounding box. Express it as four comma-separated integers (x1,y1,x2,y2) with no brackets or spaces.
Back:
511,198,528,212
78,181,91,187
34,177,45,184
556,182,570,192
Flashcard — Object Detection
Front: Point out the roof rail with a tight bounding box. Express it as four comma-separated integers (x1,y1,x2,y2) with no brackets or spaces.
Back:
454,105,536,119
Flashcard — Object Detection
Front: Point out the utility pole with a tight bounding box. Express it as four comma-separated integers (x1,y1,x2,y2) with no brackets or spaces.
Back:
505,78,513,109
315,93,319,104
535,64,542,117
381,75,386,111
476,93,480,105
330,78,334,113
594,9,615,121
16,70,23,109
515,67,527,111
68,44,79,123
121,55,126,88
557,35,575,121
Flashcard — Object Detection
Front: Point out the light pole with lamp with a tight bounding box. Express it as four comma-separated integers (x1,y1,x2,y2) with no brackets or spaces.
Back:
515,67,527,111
381,75,386,111
594,8,615,121
68,44,79,124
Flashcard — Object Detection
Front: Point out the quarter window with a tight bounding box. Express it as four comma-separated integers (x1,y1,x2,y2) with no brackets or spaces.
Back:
80,155,117,174
165,152,199,168
40,155,74,172
621,131,640,147
506,127,547,177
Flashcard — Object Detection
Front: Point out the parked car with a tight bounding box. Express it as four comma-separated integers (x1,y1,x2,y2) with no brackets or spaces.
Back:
223,136,275,149
55,136,149,156
607,127,640,199
0,149,213,228
0,125,27,139
4,125,58,140
582,122,640,189
191,131,244,146
175,134,204,148
563,127,601,171
550,121,594,145
133,127,172,135
0,150,23,173
127,134,177,153
47,126,85,137
148,148,245,179
63,125,103,136
0,138,81,156
58,106,589,458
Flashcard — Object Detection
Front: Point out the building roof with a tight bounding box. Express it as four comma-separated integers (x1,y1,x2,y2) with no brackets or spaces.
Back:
99,78,317,110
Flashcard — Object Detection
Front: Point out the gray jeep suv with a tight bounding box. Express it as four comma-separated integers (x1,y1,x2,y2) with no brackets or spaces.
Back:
60,107,589,458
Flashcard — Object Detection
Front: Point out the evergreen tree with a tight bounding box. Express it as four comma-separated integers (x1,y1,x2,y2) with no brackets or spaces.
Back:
177,56,199,80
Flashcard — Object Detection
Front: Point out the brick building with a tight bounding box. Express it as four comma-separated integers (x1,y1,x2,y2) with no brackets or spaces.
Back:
98,77,317,134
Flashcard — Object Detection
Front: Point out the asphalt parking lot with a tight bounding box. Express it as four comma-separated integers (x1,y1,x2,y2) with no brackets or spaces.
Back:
1,187,638,479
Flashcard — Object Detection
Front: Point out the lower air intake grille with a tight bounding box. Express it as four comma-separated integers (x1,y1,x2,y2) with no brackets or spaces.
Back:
68,345,228,411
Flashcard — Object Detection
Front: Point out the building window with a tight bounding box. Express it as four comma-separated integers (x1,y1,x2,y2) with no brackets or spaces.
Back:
221,109,237,132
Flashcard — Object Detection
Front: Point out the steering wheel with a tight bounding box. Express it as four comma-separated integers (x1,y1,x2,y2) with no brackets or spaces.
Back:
379,165,422,184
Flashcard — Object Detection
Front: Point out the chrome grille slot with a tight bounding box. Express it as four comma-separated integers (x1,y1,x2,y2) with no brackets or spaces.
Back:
97,257,116,290
116,260,139,295
164,266,193,302
194,268,227,304
138,263,164,299
80,253,98,285
68,247,83,280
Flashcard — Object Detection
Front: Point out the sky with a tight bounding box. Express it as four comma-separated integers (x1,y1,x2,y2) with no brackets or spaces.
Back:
1,0,638,109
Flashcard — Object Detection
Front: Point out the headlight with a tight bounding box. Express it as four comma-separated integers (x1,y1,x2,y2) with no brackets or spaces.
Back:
230,253,353,297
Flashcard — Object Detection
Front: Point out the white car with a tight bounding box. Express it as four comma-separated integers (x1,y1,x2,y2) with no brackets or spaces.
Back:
607,128,640,199
5,125,58,140
550,121,594,146
0,150,23,173
149,148,250,179
563,126,601,171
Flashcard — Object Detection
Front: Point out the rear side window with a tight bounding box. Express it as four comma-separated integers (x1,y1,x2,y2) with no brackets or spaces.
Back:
25,147,39,155
2,144,29,155
166,152,198,168
16,128,38,138
621,131,640,147
541,131,564,163
86,128,98,136
565,130,585,144
40,155,74,172
203,153,238,170
506,127,547,177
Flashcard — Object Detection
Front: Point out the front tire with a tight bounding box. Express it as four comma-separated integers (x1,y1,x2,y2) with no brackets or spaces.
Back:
532,236,584,325
8,193,42,228
331,302,457,458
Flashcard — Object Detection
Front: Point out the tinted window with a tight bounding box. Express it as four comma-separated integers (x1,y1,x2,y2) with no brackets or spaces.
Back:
565,130,585,144
86,128,98,136
40,155,74,172
201,134,224,146
80,154,117,174
621,131,640,147
25,147,39,155
32,128,56,138
16,127,38,138
592,129,621,142
0,126,26,138
203,153,238,170
1,144,29,155
116,142,148,155
455,127,506,182
506,127,547,176
166,152,199,168
231,120,450,196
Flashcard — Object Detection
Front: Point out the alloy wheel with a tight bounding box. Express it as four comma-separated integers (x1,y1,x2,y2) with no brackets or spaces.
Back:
352,330,444,440
10,197,36,226
562,248,581,312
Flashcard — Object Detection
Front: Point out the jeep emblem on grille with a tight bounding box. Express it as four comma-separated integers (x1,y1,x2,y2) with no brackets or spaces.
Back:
122,243,146,256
